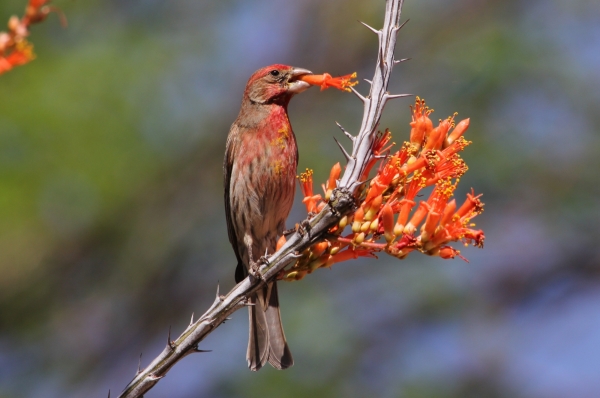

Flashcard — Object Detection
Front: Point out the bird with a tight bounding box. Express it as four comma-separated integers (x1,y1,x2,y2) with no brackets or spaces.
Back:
224,64,312,371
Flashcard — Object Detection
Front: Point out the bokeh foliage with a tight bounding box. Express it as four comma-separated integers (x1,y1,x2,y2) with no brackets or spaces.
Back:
1,0,599,397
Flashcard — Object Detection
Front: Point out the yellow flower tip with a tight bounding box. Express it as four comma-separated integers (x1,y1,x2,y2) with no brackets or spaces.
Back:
393,224,404,237
403,223,416,235
369,218,379,232
285,271,298,279
384,232,395,244
360,221,371,233
338,215,348,229
354,232,365,244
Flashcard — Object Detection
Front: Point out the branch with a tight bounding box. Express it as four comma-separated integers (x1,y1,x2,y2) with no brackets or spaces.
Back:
117,1,405,396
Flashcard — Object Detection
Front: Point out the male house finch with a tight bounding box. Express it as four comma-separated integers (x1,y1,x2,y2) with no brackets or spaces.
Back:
224,64,312,371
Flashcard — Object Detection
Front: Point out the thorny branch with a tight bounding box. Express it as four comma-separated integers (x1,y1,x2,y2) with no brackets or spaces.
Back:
117,1,406,397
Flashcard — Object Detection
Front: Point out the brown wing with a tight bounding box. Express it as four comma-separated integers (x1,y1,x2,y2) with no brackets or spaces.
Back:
223,123,245,282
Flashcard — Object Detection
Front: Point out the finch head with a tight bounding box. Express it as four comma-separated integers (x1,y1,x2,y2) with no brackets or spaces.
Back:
244,64,313,105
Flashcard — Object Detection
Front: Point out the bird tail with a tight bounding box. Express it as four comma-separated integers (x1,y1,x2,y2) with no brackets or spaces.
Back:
247,281,293,371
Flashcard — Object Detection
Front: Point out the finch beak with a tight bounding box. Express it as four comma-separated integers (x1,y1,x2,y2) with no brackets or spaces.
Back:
287,67,313,94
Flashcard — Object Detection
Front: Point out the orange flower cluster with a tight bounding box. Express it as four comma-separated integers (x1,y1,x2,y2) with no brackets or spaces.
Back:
299,72,359,92
0,0,64,75
281,97,485,281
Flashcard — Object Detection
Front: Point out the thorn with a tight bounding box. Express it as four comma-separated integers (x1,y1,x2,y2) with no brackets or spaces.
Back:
363,79,372,85
374,154,388,159
137,353,143,375
349,178,371,192
335,121,355,141
349,86,367,103
358,20,380,35
394,57,411,64
225,317,232,321
148,374,165,381
215,282,220,299
385,93,412,101
166,326,174,350
107,390,110,398
193,345,212,353
333,137,351,161
396,19,410,31
190,312,194,326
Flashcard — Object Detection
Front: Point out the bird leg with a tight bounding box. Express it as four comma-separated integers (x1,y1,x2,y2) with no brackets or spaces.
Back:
244,240,262,279
296,219,312,239
257,248,271,269
282,227,296,236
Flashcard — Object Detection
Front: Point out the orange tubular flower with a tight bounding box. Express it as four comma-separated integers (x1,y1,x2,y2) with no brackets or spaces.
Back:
0,0,64,75
380,202,395,243
394,199,415,236
276,235,287,251
428,152,468,186
439,246,467,261
456,189,484,218
445,118,470,147
409,97,434,148
373,129,394,155
285,96,485,279
298,169,322,213
366,153,400,203
439,199,457,226
400,155,427,176
424,119,451,151
404,201,429,235
300,72,358,92
324,162,342,201
351,207,365,233
363,194,383,221
325,247,375,267
362,129,394,180
442,136,472,158
0,43,35,73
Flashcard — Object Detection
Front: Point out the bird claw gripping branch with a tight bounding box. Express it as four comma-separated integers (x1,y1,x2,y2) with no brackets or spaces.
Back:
280,97,485,281
0,0,65,75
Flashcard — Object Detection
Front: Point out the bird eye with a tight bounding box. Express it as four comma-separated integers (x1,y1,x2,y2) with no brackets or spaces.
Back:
269,70,280,77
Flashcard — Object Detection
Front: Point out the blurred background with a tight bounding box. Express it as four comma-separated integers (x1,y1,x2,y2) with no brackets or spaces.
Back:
1,0,599,397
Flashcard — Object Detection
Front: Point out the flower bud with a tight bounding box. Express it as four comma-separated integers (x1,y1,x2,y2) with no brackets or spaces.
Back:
444,118,470,148
354,232,365,244
394,199,415,236
360,221,371,233
370,218,379,232
338,215,348,229
364,195,383,221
